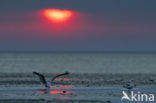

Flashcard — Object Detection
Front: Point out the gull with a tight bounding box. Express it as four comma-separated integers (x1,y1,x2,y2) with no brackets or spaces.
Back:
33,71,70,88
123,80,136,93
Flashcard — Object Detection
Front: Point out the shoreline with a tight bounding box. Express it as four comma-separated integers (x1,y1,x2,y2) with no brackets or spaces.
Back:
0,73,156,86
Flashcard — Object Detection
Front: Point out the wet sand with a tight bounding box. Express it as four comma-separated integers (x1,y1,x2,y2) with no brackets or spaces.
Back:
0,73,156,103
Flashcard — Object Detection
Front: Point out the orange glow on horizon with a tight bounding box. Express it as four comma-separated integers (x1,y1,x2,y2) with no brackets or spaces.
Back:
43,9,73,22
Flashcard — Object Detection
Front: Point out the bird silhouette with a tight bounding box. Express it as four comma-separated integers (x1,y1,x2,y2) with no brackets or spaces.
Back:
33,71,70,88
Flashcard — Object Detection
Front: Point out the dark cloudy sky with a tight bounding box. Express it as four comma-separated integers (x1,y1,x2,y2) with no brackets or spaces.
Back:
0,0,156,51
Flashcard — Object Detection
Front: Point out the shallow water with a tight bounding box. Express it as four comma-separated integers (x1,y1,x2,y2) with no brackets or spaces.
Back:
1,52,156,102
0,73,156,103
0,85,156,103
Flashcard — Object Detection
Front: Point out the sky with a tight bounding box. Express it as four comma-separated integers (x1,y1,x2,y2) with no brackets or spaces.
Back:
0,0,156,52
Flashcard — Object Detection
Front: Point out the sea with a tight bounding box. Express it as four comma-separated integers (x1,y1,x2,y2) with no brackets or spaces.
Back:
0,52,156,74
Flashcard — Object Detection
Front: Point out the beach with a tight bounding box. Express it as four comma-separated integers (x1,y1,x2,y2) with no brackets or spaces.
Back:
0,53,156,103
0,73,156,103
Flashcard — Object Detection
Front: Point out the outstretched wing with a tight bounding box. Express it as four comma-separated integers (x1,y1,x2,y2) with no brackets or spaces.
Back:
33,72,49,88
51,72,70,83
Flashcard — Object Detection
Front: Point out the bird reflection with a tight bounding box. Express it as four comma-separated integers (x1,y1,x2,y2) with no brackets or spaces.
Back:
39,89,73,94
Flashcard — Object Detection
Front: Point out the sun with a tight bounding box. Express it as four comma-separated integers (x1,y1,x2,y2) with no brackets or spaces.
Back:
43,9,72,22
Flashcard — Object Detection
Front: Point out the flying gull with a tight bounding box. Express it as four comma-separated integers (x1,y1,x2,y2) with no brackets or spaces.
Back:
33,71,70,88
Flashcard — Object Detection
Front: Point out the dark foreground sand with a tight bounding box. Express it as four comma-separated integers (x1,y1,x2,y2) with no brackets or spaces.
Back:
0,73,156,103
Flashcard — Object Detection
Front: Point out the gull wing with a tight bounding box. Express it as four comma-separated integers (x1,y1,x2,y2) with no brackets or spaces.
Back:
33,72,49,88
51,72,70,83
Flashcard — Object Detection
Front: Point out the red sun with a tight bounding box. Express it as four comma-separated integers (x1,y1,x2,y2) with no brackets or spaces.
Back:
43,9,73,22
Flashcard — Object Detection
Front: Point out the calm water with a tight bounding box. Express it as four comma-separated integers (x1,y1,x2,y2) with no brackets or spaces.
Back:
0,52,156,73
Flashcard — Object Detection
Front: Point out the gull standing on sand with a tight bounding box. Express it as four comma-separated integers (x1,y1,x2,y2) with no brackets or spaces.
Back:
123,80,136,93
